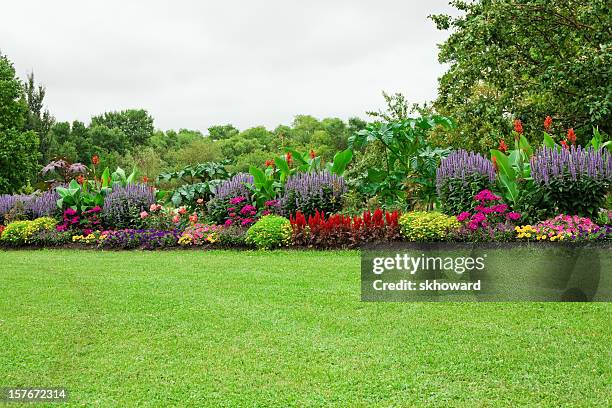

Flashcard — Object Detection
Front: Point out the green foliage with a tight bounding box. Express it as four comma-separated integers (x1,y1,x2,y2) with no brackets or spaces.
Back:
0,216,57,245
349,116,454,208
23,72,55,164
56,179,104,213
399,211,459,242
431,0,612,152
156,161,230,208
0,54,41,193
538,175,608,219
90,109,154,147
245,215,292,249
439,173,495,215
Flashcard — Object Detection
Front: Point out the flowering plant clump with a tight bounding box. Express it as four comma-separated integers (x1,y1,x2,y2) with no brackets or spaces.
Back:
516,214,607,242
206,173,255,223
72,232,99,244
138,204,194,230
399,211,459,242
178,224,220,246
101,184,155,229
530,146,611,218
281,171,346,217
56,206,102,235
290,209,400,248
98,229,181,249
453,190,521,242
0,217,57,245
436,150,496,214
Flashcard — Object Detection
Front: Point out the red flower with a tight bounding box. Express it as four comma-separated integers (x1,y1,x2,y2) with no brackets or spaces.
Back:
92,155,100,165
513,119,523,134
265,160,274,167
560,140,568,149
544,116,552,131
492,156,498,171
498,139,508,153
142,175,149,183
309,150,316,159
566,128,576,144
285,152,293,165
76,175,85,185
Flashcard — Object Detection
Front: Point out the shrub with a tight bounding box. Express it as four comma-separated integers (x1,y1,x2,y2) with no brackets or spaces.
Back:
98,229,181,249
436,150,496,214
207,173,254,223
216,226,248,248
453,190,521,242
531,146,611,218
30,229,73,246
290,209,400,248
281,171,346,217
399,211,459,241
101,184,155,229
0,217,57,245
245,215,292,249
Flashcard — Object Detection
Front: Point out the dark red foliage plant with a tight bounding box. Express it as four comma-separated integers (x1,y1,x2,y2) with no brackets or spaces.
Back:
289,208,400,248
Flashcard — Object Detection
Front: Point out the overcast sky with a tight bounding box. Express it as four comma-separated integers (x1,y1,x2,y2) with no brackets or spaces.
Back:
1,0,456,132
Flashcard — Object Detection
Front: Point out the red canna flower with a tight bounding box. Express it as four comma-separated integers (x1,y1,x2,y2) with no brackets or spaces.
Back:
76,175,85,185
309,150,316,159
142,175,149,183
265,159,274,167
92,155,100,165
560,140,568,149
544,116,552,131
285,152,293,165
492,156,498,171
498,139,508,153
513,119,523,134
566,128,576,144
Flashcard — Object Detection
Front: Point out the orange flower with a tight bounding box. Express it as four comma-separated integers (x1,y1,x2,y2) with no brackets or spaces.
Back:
492,156,498,171
309,150,316,159
92,155,100,165
566,128,576,144
285,152,293,165
513,119,523,134
265,160,274,167
544,116,552,131
142,175,149,183
498,139,508,153
560,140,568,149
76,175,85,185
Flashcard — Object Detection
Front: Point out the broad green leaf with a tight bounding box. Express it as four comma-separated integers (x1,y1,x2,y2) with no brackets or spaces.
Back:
542,132,556,149
490,149,516,181
330,148,353,176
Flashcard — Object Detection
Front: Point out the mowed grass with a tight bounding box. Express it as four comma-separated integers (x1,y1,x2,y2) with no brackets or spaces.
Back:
0,250,610,407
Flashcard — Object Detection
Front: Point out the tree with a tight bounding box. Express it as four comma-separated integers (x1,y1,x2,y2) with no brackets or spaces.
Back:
430,0,612,151
366,91,410,121
208,124,239,141
23,72,55,163
90,109,154,148
0,54,40,193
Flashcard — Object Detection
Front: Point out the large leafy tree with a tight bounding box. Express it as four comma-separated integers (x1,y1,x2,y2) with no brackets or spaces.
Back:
24,72,55,163
0,54,40,193
430,0,612,152
90,109,154,147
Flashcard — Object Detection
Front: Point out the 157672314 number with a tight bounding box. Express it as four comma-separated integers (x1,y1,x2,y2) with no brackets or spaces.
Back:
1,388,69,402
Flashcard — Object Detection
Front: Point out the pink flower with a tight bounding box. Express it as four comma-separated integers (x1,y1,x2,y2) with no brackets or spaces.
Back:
189,214,198,224
140,211,149,219
507,212,521,221
474,189,501,202
149,204,158,212
456,212,470,222
241,218,253,226
227,207,236,212
196,198,204,204
491,204,508,213
229,196,246,205
229,212,236,218
172,215,180,223
224,219,233,226
178,207,187,215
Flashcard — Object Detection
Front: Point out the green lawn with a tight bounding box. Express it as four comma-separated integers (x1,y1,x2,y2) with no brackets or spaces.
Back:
0,249,610,407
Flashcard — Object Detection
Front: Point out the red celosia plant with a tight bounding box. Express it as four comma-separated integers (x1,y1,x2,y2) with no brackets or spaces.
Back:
289,208,400,248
